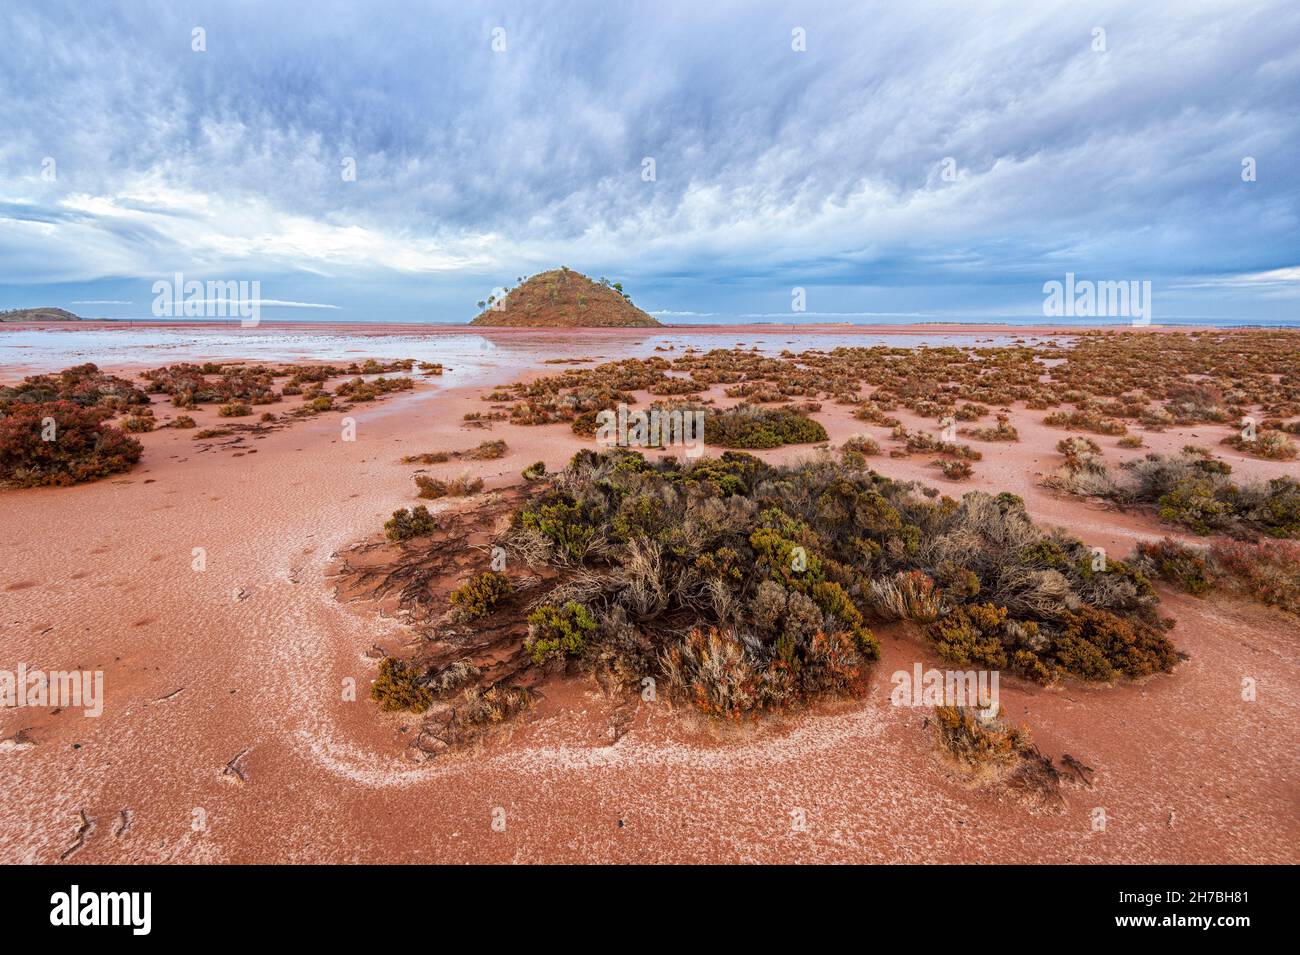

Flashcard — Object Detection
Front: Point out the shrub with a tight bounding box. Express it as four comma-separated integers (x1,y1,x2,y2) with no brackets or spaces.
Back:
1209,538,1300,615
415,473,484,499
704,404,828,448
1222,429,1297,460
1131,538,1213,595
660,626,758,718
0,363,148,412
519,494,598,560
1131,537,1300,615
1052,607,1182,681
465,440,508,460
402,450,452,464
870,571,943,622
933,705,1032,770
411,450,1189,729
938,459,973,480
169,415,197,429
962,413,1019,442
447,685,532,738
384,504,437,541
1117,434,1145,448
218,402,252,417
449,571,512,618
370,658,432,712
1046,447,1300,539
526,602,597,664
122,415,155,433
0,401,142,487
840,435,881,465
1043,410,1127,435
522,460,546,481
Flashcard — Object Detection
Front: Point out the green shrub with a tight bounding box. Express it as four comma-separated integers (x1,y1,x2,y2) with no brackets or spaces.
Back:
520,494,597,560
384,504,437,541
449,571,512,618
1132,538,1212,595
526,602,597,664
522,460,546,481
370,658,432,712
704,404,828,448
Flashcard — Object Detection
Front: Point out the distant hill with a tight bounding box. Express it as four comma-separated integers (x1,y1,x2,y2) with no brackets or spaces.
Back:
470,268,661,327
0,307,82,323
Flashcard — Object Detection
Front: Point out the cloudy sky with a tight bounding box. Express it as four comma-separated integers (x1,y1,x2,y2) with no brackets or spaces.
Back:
1,0,1297,324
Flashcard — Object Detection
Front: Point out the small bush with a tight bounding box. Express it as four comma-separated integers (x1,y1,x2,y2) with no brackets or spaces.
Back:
1222,429,1297,460
840,435,881,465
933,705,1032,770
704,404,828,449
938,459,974,480
449,571,512,618
962,413,1019,442
526,601,597,664
370,658,432,712
218,402,252,417
402,450,451,464
1131,538,1213,595
1132,536,1300,615
169,415,197,429
384,504,437,541
522,460,546,481
1043,410,1127,435
1053,606,1182,681
415,473,484,499
870,571,943,622
1210,538,1300,615
0,401,142,487
466,439,508,460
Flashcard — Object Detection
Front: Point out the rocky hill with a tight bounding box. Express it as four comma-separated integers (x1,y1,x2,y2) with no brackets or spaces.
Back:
469,268,660,327
0,307,82,322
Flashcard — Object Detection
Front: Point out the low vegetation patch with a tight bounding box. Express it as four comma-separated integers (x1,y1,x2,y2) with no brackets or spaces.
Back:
415,473,485,499
703,403,828,449
384,504,438,541
1132,536,1299,615
0,401,143,487
491,450,1181,708
449,571,513,619
1044,446,1300,538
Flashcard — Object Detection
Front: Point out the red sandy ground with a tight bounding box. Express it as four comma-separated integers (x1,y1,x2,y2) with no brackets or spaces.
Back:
0,333,1296,863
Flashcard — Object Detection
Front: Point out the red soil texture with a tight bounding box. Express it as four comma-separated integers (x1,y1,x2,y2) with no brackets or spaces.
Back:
0,331,1295,863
